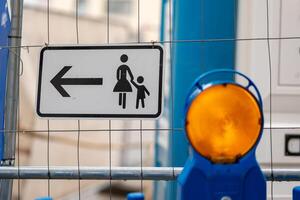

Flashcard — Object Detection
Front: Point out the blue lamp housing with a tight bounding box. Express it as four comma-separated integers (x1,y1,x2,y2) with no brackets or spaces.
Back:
178,70,266,200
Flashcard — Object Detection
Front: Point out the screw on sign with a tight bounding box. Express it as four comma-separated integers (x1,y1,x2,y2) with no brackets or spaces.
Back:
36,45,163,118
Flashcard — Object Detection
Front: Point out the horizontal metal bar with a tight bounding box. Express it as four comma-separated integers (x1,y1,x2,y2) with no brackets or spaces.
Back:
0,167,181,180
1,126,299,134
0,167,299,181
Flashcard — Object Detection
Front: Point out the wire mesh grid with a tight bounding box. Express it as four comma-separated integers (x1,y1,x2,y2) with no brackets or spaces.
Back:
0,0,299,199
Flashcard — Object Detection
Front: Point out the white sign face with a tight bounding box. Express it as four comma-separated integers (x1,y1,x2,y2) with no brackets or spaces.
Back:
37,45,164,118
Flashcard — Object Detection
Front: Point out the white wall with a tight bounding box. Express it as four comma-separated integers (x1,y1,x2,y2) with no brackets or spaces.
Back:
236,0,300,199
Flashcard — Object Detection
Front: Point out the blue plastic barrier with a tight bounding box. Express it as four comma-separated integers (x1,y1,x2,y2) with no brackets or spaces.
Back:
127,192,144,200
293,186,300,200
35,197,52,200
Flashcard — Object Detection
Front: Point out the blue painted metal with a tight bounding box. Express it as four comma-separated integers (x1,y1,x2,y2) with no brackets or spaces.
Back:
0,0,11,161
178,70,266,200
167,0,237,199
293,186,300,200
127,192,144,200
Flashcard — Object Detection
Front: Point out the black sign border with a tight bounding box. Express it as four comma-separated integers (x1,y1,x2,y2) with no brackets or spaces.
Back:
37,45,164,118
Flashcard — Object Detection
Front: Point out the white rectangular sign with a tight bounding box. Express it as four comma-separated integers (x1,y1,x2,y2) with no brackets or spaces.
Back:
37,45,164,118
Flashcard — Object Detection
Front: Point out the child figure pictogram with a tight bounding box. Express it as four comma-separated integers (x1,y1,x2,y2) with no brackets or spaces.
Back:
131,76,150,109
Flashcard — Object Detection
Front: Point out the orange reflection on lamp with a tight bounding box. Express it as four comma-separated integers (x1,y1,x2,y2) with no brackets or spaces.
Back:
186,83,262,164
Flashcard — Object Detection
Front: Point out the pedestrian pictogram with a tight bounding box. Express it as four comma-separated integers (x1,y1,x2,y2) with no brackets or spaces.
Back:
113,54,150,109
131,76,150,109
36,45,163,118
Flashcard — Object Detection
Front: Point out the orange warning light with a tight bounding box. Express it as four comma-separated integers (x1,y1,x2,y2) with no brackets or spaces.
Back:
186,83,262,164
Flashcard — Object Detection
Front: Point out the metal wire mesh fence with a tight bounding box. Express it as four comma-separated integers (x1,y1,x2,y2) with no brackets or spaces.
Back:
0,0,300,199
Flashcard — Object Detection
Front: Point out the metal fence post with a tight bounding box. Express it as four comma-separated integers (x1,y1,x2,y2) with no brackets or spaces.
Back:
0,0,24,199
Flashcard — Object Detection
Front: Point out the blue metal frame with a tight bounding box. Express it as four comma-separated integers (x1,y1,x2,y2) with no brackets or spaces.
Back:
0,0,11,161
178,70,266,200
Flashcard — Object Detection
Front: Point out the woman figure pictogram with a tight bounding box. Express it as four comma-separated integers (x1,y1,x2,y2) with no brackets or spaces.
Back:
113,54,134,109
131,76,150,109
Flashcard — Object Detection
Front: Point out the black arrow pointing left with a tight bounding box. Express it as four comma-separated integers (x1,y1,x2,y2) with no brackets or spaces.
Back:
51,66,103,97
